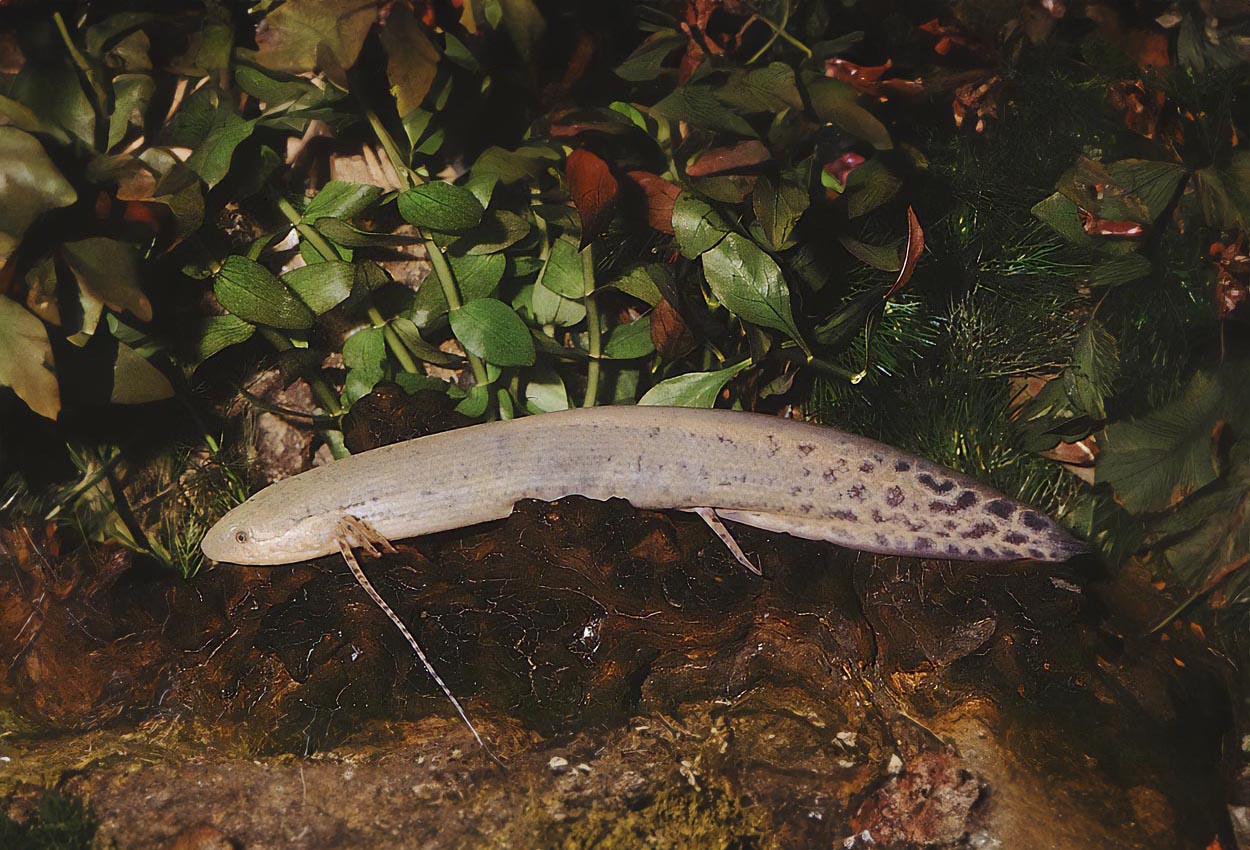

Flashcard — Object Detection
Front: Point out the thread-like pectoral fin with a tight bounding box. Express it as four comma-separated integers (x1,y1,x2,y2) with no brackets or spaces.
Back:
688,507,763,575
333,515,502,767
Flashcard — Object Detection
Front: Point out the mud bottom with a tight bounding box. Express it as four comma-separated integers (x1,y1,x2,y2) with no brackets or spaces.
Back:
0,496,1235,849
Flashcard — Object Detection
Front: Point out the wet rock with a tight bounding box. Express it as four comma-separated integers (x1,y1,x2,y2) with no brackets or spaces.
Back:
851,750,984,847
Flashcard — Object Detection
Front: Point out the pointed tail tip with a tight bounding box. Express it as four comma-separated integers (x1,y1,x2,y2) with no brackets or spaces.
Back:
1050,531,1096,561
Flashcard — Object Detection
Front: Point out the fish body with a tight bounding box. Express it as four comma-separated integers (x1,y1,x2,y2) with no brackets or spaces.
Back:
201,406,1088,566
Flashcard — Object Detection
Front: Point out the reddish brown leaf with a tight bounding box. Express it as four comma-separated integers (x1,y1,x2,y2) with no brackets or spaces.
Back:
824,58,924,100
685,140,771,177
1078,207,1144,237
1107,80,1166,139
626,171,681,234
650,297,696,359
884,206,924,299
822,152,865,193
566,149,619,244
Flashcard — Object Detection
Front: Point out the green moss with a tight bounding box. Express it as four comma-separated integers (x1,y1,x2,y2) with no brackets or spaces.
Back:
0,788,104,850
546,787,768,850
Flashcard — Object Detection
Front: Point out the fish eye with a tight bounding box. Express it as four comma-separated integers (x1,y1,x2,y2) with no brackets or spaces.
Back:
234,529,249,544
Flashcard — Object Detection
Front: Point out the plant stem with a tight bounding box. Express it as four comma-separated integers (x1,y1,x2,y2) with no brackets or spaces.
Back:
52,11,109,149
581,246,601,408
259,327,344,416
361,102,494,408
274,194,342,262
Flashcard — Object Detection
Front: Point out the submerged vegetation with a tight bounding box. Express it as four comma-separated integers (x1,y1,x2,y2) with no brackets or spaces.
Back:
0,0,1246,730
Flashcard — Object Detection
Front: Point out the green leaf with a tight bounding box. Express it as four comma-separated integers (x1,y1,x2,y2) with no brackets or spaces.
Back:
342,326,386,406
235,65,325,108
195,314,256,362
0,295,59,419
62,238,152,339
314,218,418,247
537,237,586,298
449,298,536,367
1097,371,1225,514
456,383,491,417
108,74,155,151
473,144,561,184
496,0,547,62
282,261,355,314
389,317,463,367
638,359,750,407
456,209,532,254
524,366,570,413
185,112,256,188
753,175,810,251
214,256,315,330
614,29,685,81
843,158,901,217
450,252,507,302
111,342,174,405
531,281,586,326
1107,159,1187,221
1088,254,1151,288
672,193,730,259
603,316,654,359
253,0,378,78
651,87,756,137
302,180,384,222
380,3,440,117
702,234,805,347
1031,192,1093,246
1067,319,1119,419
609,265,667,306
1153,445,1250,583
397,182,485,233
0,128,77,265
805,77,891,150
717,63,803,113
837,235,901,272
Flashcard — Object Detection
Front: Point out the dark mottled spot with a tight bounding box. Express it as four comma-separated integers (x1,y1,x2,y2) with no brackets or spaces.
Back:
1028,548,1045,559
956,490,978,509
873,453,884,463
717,435,735,446
831,509,858,522
802,468,811,477
947,543,962,555
1004,531,1028,545
799,503,813,514
915,537,934,551
860,461,875,473
1021,511,1048,531
936,531,950,538
985,499,1015,520
875,533,889,546
885,486,905,507
918,473,955,494
847,484,867,501
649,426,662,437
823,468,839,483
872,510,886,523
767,436,781,457
798,443,816,456
960,522,997,540
982,547,997,557
943,520,957,530
790,485,804,496
895,460,911,472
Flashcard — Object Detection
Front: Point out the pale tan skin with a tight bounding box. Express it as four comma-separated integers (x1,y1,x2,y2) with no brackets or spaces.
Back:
202,406,1087,567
